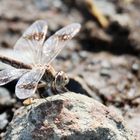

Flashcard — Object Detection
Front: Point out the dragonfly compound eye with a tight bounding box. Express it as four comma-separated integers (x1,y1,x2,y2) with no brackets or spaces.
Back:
63,74,69,85
55,71,69,87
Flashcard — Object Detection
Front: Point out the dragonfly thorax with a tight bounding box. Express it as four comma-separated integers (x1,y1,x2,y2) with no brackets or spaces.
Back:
42,65,56,83
42,65,69,88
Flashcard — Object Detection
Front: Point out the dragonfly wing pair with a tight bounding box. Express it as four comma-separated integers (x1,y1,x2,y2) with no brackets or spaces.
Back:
14,20,48,64
42,23,81,64
0,68,28,86
0,67,45,99
16,68,45,99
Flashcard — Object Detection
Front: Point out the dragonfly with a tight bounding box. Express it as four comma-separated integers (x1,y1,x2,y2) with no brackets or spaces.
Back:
0,20,81,99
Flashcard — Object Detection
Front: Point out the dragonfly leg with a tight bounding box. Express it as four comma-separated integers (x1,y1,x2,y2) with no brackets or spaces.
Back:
51,81,59,94
52,80,69,94
37,81,47,89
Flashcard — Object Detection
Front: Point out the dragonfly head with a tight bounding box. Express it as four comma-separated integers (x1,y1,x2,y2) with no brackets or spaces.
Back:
55,71,69,88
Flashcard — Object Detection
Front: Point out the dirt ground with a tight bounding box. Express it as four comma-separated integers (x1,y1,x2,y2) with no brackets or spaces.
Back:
0,0,140,139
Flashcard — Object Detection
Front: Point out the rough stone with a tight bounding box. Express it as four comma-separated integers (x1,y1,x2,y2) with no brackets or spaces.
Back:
0,87,15,106
4,92,134,140
0,112,8,130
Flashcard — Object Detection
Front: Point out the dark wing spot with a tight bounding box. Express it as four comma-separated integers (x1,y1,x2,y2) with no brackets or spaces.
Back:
18,83,36,90
57,34,71,41
24,32,44,41
1,77,11,83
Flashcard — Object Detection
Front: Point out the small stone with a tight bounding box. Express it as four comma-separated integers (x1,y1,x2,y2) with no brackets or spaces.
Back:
0,112,8,130
79,51,88,59
100,68,111,77
132,63,139,72
101,60,111,69
0,87,15,106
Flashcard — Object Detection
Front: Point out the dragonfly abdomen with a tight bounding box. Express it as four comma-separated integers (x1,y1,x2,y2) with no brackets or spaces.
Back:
0,55,32,69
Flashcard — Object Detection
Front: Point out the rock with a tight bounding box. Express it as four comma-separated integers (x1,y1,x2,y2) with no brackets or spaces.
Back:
0,112,8,130
124,106,140,140
4,92,134,140
0,87,15,106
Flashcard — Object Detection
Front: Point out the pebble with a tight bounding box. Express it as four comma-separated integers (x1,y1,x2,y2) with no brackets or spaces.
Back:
0,112,8,130
0,87,15,106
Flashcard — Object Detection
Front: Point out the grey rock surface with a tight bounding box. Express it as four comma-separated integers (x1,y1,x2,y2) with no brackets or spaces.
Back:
0,87,15,106
4,92,134,140
0,112,8,130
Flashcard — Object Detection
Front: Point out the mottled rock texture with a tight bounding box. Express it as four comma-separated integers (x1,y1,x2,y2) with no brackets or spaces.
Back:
4,92,134,140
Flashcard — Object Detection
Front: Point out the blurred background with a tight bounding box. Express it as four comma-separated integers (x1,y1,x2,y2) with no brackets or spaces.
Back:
0,0,140,139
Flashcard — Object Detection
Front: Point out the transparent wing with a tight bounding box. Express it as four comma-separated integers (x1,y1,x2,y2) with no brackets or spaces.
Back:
0,68,28,85
15,68,45,99
14,20,48,64
42,23,81,64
